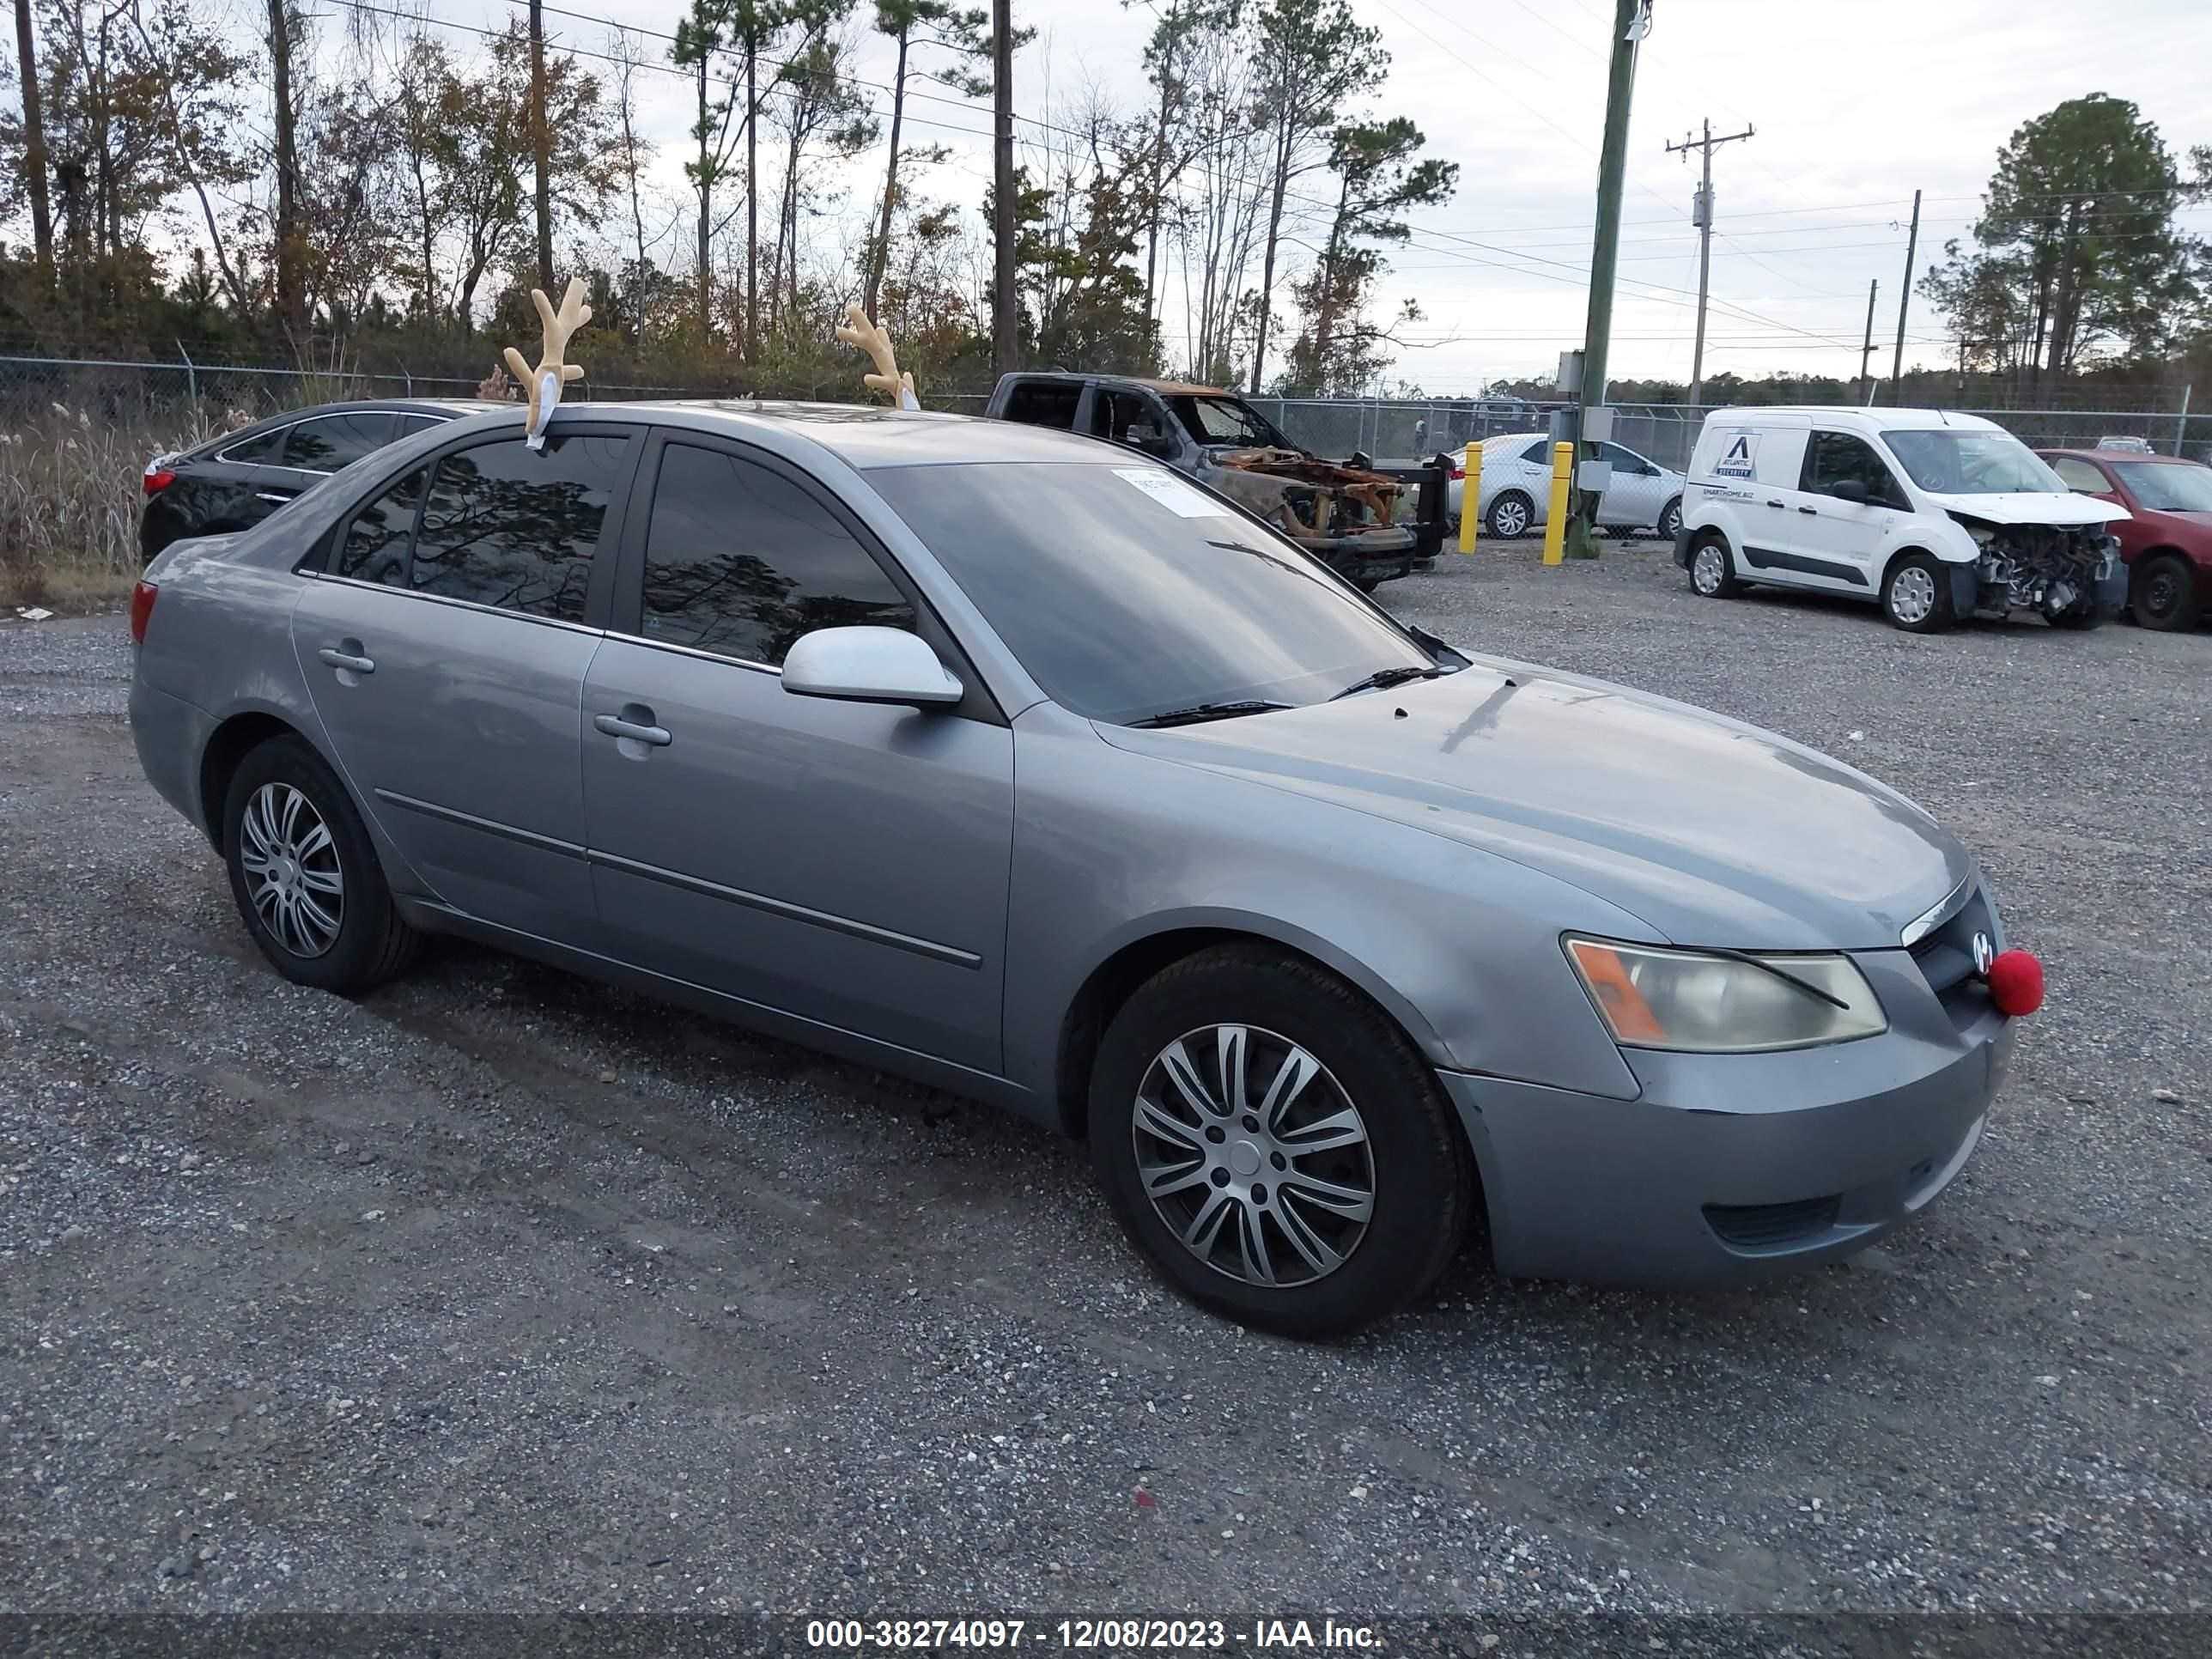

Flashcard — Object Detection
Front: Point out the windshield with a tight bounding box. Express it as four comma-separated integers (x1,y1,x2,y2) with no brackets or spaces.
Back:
1881,428,2064,495
866,461,1437,726
1169,394,1292,449
2112,461,2212,513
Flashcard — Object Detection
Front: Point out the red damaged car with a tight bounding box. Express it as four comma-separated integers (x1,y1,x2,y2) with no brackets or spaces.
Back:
2039,448,2212,631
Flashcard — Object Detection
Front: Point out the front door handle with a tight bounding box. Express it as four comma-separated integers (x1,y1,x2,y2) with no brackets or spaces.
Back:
1765,499,1785,509
1797,505,1819,515
594,712,672,748
317,643,374,675
257,490,296,505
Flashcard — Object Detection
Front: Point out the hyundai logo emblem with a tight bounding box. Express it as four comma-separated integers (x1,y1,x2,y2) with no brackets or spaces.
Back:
1971,932,1995,976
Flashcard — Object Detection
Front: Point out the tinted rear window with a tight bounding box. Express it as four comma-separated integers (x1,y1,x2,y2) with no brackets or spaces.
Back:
409,433,631,623
285,412,394,472
219,427,287,464
1003,381,1080,428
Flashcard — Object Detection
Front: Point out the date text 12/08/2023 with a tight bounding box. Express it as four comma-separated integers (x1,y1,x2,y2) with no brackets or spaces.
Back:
803,1618,1381,1649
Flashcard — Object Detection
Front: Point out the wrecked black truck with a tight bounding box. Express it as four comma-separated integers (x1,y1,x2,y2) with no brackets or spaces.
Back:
984,372,1449,593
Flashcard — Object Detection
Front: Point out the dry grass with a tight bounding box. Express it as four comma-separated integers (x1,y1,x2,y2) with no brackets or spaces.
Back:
0,399,215,611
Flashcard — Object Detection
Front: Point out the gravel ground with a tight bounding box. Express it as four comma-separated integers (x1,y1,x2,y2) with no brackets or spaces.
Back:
1,542,2207,1644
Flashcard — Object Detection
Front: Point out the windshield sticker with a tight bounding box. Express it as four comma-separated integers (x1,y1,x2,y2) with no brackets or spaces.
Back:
1114,467,1234,519
1713,432,1759,480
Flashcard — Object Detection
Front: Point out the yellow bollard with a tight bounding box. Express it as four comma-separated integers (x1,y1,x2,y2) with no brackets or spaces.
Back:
1457,442,1480,554
1541,441,1573,566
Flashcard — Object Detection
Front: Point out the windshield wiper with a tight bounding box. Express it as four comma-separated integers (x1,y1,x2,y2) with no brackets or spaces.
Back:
1127,699,1292,729
1329,665,1445,701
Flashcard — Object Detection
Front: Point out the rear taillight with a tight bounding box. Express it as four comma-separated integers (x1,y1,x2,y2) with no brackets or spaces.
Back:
130,580,157,644
1449,464,1465,479
143,467,176,496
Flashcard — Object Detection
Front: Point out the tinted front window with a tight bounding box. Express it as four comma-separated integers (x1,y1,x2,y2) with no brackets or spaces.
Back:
641,442,913,665
285,412,393,472
336,467,423,586
1519,440,1551,465
1881,429,2063,495
2112,461,2212,513
410,433,630,622
869,461,1436,726
1803,431,1903,502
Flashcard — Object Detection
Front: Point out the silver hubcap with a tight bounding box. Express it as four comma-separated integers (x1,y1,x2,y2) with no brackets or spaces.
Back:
240,782,344,957
1891,564,1936,624
1494,498,1528,536
1692,544,1725,593
1661,504,1681,537
1132,1024,1376,1289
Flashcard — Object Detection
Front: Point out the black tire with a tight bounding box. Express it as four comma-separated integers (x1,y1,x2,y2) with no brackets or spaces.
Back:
1089,945,1471,1340
2131,552,2201,632
1881,552,1953,634
1656,495,1685,542
1353,577,1384,596
1686,532,1741,599
1485,490,1534,539
222,734,419,994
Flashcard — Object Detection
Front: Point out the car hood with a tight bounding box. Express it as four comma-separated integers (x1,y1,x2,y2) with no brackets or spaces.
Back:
1923,489,2130,527
1097,658,1972,951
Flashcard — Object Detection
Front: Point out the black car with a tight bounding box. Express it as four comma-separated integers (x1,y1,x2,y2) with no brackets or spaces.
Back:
141,398,494,563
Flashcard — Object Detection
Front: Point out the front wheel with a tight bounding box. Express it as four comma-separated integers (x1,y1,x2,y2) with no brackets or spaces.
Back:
222,735,420,994
1881,553,1953,634
1089,945,1471,1339
1687,534,1741,599
2131,552,2201,632
1656,496,1684,542
1485,491,1534,539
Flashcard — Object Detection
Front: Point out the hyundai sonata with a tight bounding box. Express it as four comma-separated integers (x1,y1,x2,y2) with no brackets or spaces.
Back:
128,403,2038,1336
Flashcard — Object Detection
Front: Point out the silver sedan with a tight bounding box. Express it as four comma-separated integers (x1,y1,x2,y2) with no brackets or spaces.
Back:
128,403,2027,1336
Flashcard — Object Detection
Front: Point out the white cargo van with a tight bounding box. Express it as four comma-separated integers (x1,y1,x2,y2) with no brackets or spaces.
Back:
1674,407,2129,632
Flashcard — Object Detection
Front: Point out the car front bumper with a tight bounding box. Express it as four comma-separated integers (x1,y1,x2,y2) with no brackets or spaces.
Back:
1438,948,2014,1286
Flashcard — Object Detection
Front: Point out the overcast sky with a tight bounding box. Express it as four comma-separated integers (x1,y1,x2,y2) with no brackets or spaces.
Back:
450,0,2212,394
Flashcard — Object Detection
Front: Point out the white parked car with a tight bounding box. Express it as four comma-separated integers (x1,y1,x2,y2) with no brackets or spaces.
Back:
1456,432,1687,541
1674,407,2130,633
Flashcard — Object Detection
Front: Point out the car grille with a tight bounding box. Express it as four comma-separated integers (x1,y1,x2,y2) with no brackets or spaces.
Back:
1906,882,1997,1016
1703,1195,1843,1251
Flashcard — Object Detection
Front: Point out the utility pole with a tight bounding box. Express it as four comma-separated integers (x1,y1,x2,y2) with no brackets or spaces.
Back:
530,0,554,295
1887,187,1921,403
1664,116,1754,408
1564,0,1650,561
992,0,1018,377
1856,278,1879,405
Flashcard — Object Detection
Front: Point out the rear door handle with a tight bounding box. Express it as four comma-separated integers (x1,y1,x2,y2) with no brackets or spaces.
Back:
1797,505,1819,515
317,644,374,675
256,490,295,505
1765,500,1785,509
594,712,672,747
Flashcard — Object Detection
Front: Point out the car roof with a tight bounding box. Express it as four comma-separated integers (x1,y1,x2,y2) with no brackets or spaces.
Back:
1698,406,2005,434
2039,447,2196,465
193,398,503,456
1009,370,1234,398
516,398,1125,470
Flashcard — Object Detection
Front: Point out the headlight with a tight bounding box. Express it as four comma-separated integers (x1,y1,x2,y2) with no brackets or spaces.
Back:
1564,937,1887,1053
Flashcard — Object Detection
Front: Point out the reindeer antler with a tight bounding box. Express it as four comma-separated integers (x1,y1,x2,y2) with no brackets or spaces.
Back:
501,277,592,447
836,303,920,410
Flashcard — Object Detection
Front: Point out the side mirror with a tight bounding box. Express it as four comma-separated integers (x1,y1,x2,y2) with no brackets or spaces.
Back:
781,626,963,708
1829,478,1871,506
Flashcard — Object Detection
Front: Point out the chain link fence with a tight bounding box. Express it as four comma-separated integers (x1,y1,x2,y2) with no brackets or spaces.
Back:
3,350,2203,477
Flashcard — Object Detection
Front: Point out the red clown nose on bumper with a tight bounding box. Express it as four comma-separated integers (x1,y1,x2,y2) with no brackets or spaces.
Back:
1985,949,2044,1017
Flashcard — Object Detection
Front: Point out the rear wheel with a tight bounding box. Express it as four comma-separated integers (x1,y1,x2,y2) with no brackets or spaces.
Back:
1089,945,1470,1339
222,735,419,994
1656,495,1685,542
1687,534,1741,599
2131,552,2201,632
1881,553,1953,634
1485,491,1534,539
